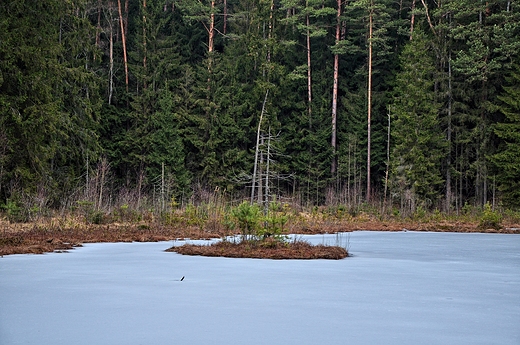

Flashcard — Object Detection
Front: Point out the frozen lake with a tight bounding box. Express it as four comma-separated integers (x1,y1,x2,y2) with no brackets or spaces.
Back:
1,231,519,345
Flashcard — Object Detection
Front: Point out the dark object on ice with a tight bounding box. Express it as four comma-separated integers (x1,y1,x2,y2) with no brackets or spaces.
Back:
180,276,185,281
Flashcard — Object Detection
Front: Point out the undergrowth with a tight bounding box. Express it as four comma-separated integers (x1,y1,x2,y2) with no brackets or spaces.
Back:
2,195,519,257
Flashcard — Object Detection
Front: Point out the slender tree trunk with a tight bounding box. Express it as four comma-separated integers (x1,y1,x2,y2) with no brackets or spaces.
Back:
143,0,147,71
366,3,373,203
446,50,452,212
383,107,390,213
137,166,144,209
85,152,90,199
459,144,463,213
97,158,109,211
305,11,314,206
223,0,228,34
483,167,488,205
331,0,341,175
409,0,416,40
0,131,7,200
267,0,274,62
96,0,102,47
124,0,129,34
420,0,436,36
161,162,165,211
109,22,114,104
479,0,483,25
258,136,264,204
306,14,312,123
265,128,271,212
251,90,269,204
206,0,216,90
117,0,129,92
347,140,351,206
209,0,215,53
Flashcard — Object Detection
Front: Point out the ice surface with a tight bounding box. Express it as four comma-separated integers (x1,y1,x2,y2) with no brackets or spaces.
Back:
1,231,519,345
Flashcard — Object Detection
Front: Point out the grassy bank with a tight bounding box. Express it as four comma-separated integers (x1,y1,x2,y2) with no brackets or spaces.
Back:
1,201,519,257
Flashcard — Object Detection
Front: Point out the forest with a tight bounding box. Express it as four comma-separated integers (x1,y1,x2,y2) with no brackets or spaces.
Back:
1,0,519,220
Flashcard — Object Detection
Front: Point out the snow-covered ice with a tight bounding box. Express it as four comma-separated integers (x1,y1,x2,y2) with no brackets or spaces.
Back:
1,231,519,345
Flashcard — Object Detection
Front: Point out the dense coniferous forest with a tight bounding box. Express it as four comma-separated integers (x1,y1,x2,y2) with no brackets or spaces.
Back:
1,0,519,218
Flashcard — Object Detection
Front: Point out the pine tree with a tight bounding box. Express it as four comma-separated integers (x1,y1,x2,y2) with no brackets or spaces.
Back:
343,0,396,203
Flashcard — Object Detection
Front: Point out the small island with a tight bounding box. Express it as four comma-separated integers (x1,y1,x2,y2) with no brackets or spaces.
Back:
166,201,348,259
167,238,348,260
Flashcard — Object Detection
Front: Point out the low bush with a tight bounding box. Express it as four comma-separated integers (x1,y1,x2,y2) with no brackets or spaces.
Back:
479,203,502,230
1,200,24,222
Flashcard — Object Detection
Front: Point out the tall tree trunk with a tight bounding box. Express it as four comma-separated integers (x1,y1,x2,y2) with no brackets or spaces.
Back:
117,0,129,92
383,107,390,213
223,0,228,34
306,12,313,205
306,14,312,123
445,50,452,212
252,90,269,204
267,0,274,62
331,0,341,175
366,3,373,203
124,0,129,34
258,136,264,204
97,158,109,211
109,21,114,104
207,0,216,90
143,0,147,71
265,128,271,212
209,0,215,53
409,0,416,40
479,0,483,25
420,0,436,36
96,0,102,47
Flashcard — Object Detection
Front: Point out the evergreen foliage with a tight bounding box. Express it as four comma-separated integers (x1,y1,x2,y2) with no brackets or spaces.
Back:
0,0,100,205
491,64,520,208
390,28,446,211
1,0,519,214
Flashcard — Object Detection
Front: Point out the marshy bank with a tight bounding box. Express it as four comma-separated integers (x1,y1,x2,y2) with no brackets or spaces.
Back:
1,201,519,257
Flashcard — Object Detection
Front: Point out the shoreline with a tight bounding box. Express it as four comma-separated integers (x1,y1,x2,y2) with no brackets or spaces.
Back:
1,217,519,256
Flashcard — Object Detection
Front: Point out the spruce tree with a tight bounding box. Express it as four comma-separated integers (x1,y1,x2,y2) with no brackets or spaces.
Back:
491,65,520,208
0,0,100,203
390,28,446,211
448,0,520,206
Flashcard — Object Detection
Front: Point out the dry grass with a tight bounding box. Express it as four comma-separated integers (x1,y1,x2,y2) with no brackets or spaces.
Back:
167,238,348,260
0,218,224,256
1,210,519,257
288,214,520,234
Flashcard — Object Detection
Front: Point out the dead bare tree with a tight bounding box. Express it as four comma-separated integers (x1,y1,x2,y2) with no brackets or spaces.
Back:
96,157,110,211
251,90,270,204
